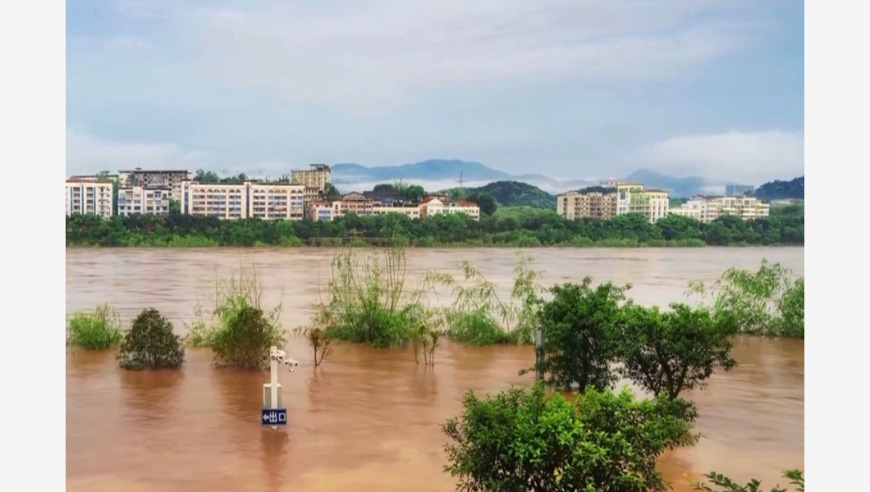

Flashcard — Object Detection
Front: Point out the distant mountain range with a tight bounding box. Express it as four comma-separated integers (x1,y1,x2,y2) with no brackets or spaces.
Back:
331,159,714,197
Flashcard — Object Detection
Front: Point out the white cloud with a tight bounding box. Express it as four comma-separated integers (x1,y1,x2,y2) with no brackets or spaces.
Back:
640,130,804,184
167,0,754,111
66,128,215,175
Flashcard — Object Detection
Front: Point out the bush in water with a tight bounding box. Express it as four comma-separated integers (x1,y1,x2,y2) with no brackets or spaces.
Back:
442,383,697,492
692,469,804,492
211,305,284,370
118,308,185,370
66,303,123,350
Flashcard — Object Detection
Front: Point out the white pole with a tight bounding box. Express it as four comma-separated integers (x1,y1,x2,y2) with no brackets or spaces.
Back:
270,345,278,408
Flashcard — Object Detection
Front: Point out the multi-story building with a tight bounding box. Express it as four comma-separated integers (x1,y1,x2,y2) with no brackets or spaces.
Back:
331,192,375,218
308,201,336,222
291,164,331,203
118,168,192,200
419,198,480,220
670,196,770,223
556,190,618,220
66,179,114,218
117,186,172,216
179,181,305,220
628,189,670,223
615,183,645,215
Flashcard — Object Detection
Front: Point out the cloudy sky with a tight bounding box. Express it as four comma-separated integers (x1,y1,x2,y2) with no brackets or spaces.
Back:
67,0,804,184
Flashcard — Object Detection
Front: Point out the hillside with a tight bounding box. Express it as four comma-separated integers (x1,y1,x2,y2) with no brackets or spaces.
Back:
466,181,556,209
751,176,804,201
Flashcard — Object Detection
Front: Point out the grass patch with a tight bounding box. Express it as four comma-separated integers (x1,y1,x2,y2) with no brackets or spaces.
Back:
66,303,123,350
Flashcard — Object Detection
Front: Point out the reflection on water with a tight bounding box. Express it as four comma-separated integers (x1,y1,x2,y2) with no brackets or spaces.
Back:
67,248,804,491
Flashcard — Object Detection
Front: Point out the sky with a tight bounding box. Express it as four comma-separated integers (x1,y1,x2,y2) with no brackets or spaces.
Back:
66,0,804,185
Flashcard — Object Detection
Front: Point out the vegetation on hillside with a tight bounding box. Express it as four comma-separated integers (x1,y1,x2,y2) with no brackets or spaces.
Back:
66,204,803,248
465,180,556,209
750,176,804,202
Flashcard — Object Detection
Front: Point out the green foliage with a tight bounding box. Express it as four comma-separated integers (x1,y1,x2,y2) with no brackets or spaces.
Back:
425,253,544,346
118,308,185,370
688,260,804,337
467,191,497,215
442,384,697,492
620,303,737,398
465,180,557,209
693,469,804,492
314,247,428,348
186,263,285,352
66,303,123,350
324,183,341,199
404,184,425,203
66,201,803,248
194,169,220,183
750,176,804,202
538,278,630,392
211,305,282,369
168,198,181,215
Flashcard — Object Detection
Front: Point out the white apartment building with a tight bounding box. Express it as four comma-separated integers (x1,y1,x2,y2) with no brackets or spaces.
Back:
117,186,171,216
66,180,114,218
118,168,192,200
420,198,480,220
615,183,644,215
670,196,770,223
629,189,670,224
180,181,305,220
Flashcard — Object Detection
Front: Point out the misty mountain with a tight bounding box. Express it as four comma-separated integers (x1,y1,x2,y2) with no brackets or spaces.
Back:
330,159,711,197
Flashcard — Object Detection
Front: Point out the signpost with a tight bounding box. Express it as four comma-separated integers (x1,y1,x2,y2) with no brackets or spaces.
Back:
262,345,297,428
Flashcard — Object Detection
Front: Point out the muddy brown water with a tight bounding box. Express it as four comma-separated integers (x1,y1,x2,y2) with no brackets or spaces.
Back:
66,247,804,491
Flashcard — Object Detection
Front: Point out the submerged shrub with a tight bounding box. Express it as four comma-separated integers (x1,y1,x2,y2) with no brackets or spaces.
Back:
66,303,123,350
118,308,185,370
211,305,284,369
692,469,804,492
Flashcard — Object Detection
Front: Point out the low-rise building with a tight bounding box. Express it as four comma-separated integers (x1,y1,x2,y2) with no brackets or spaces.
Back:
308,201,336,221
118,168,192,201
332,192,375,217
420,198,480,220
670,196,770,222
118,186,171,216
179,181,304,220
372,205,421,219
66,179,114,218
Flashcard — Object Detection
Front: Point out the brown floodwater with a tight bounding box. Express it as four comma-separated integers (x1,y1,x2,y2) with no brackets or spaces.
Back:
66,247,804,491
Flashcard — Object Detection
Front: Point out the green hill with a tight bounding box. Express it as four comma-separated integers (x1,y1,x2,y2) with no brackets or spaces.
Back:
466,181,556,209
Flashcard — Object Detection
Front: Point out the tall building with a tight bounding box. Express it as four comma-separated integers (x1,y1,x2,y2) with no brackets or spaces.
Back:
670,196,770,222
118,186,172,216
556,190,617,220
725,184,755,197
118,168,192,201
291,164,332,203
66,180,114,218
615,183,645,215
628,189,670,223
179,181,305,220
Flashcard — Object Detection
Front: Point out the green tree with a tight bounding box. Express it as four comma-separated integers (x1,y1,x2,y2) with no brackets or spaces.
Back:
168,198,181,215
693,469,804,492
373,183,397,192
324,183,341,199
118,308,185,370
210,305,285,369
539,278,630,392
620,303,737,398
404,184,425,203
443,383,697,492
194,169,220,183
468,191,497,216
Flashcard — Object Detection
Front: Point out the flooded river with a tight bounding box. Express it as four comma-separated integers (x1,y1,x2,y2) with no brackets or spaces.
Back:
66,247,804,491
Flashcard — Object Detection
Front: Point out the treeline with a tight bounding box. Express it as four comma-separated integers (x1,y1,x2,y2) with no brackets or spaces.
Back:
750,176,804,201
66,205,803,248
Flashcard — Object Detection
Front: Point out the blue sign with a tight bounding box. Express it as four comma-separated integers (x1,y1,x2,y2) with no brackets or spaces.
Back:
261,408,288,426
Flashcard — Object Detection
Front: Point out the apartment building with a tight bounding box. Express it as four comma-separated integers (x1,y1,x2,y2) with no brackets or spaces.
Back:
331,192,375,218
308,201,336,222
670,196,770,223
628,189,670,223
291,164,332,203
179,181,305,220
117,186,171,216
556,190,617,220
66,180,114,218
118,168,192,200
419,198,480,220
616,183,645,215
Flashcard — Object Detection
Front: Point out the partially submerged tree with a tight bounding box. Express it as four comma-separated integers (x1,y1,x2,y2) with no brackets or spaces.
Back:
538,278,630,392
693,469,804,492
211,305,284,369
443,383,697,492
620,303,737,398
118,308,185,370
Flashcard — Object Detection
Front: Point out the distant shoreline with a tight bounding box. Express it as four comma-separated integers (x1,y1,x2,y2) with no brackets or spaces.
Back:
65,242,804,249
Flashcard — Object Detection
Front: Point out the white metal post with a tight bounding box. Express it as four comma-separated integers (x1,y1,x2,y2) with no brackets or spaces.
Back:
270,346,278,430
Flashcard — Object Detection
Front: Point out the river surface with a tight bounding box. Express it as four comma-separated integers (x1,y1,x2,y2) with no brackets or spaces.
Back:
66,247,804,491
